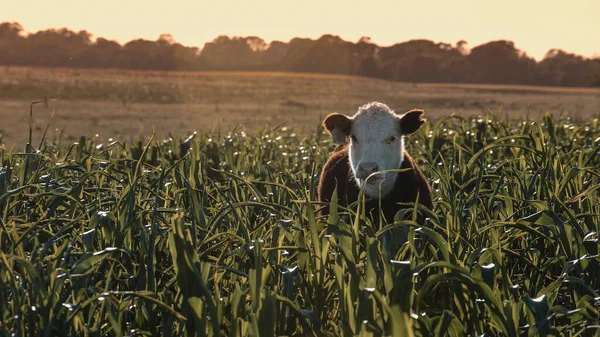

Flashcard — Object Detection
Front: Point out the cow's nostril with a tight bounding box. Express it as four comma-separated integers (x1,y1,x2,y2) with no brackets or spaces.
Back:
358,163,379,177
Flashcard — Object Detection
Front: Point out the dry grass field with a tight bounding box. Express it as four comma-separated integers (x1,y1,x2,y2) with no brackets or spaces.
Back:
1,66,599,146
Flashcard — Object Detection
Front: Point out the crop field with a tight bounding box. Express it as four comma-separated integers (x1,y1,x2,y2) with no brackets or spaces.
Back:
0,102,599,335
1,66,600,147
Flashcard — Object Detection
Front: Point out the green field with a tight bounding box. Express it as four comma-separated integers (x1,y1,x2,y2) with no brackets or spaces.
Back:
1,109,599,335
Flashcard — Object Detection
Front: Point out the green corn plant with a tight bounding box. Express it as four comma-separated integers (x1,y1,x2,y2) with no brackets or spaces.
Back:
1,110,599,336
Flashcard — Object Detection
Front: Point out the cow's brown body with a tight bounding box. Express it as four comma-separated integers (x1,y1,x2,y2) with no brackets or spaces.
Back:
318,145,433,222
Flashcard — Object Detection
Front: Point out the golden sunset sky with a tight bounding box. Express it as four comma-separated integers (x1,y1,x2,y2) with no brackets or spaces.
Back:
2,0,599,60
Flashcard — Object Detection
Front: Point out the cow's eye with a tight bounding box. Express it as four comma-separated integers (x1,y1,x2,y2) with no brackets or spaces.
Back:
386,136,396,144
350,134,358,143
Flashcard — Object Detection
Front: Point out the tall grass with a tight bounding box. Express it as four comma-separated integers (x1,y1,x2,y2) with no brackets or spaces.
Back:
0,110,599,336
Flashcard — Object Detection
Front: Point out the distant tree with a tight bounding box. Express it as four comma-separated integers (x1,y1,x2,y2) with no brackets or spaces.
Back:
0,22,25,64
158,33,176,44
261,40,289,70
466,40,536,84
200,35,268,69
437,42,453,51
280,34,359,74
22,28,93,67
593,58,600,87
355,36,380,77
536,49,598,86
0,22,23,40
79,37,121,68
456,40,468,55
0,21,597,87
412,56,439,82
358,36,372,44
378,39,462,82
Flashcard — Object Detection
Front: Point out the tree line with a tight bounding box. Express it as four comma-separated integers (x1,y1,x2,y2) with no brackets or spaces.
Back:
1,22,599,87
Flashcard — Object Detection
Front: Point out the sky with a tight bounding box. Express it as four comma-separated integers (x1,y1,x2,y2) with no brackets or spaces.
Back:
2,0,599,60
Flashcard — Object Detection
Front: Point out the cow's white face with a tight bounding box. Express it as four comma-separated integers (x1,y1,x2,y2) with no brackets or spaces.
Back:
323,102,426,199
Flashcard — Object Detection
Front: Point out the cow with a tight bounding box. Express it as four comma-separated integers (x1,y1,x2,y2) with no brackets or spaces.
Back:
317,101,433,225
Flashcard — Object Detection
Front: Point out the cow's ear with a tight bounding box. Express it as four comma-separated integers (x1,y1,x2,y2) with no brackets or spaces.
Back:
398,109,426,135
323,113,353,145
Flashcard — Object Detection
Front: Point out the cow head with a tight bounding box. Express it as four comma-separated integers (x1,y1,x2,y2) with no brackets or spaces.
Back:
323,101,426,199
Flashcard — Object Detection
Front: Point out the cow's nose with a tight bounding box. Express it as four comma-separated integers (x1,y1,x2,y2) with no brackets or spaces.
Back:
357,162,379,179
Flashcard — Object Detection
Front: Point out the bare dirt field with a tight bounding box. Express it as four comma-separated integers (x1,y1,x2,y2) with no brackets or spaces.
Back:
1,66,599,147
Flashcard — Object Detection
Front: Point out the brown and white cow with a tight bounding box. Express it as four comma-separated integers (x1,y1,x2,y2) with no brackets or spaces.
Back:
318,101,433,223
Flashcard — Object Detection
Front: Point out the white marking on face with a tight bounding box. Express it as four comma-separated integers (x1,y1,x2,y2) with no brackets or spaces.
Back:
348,102,405,199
